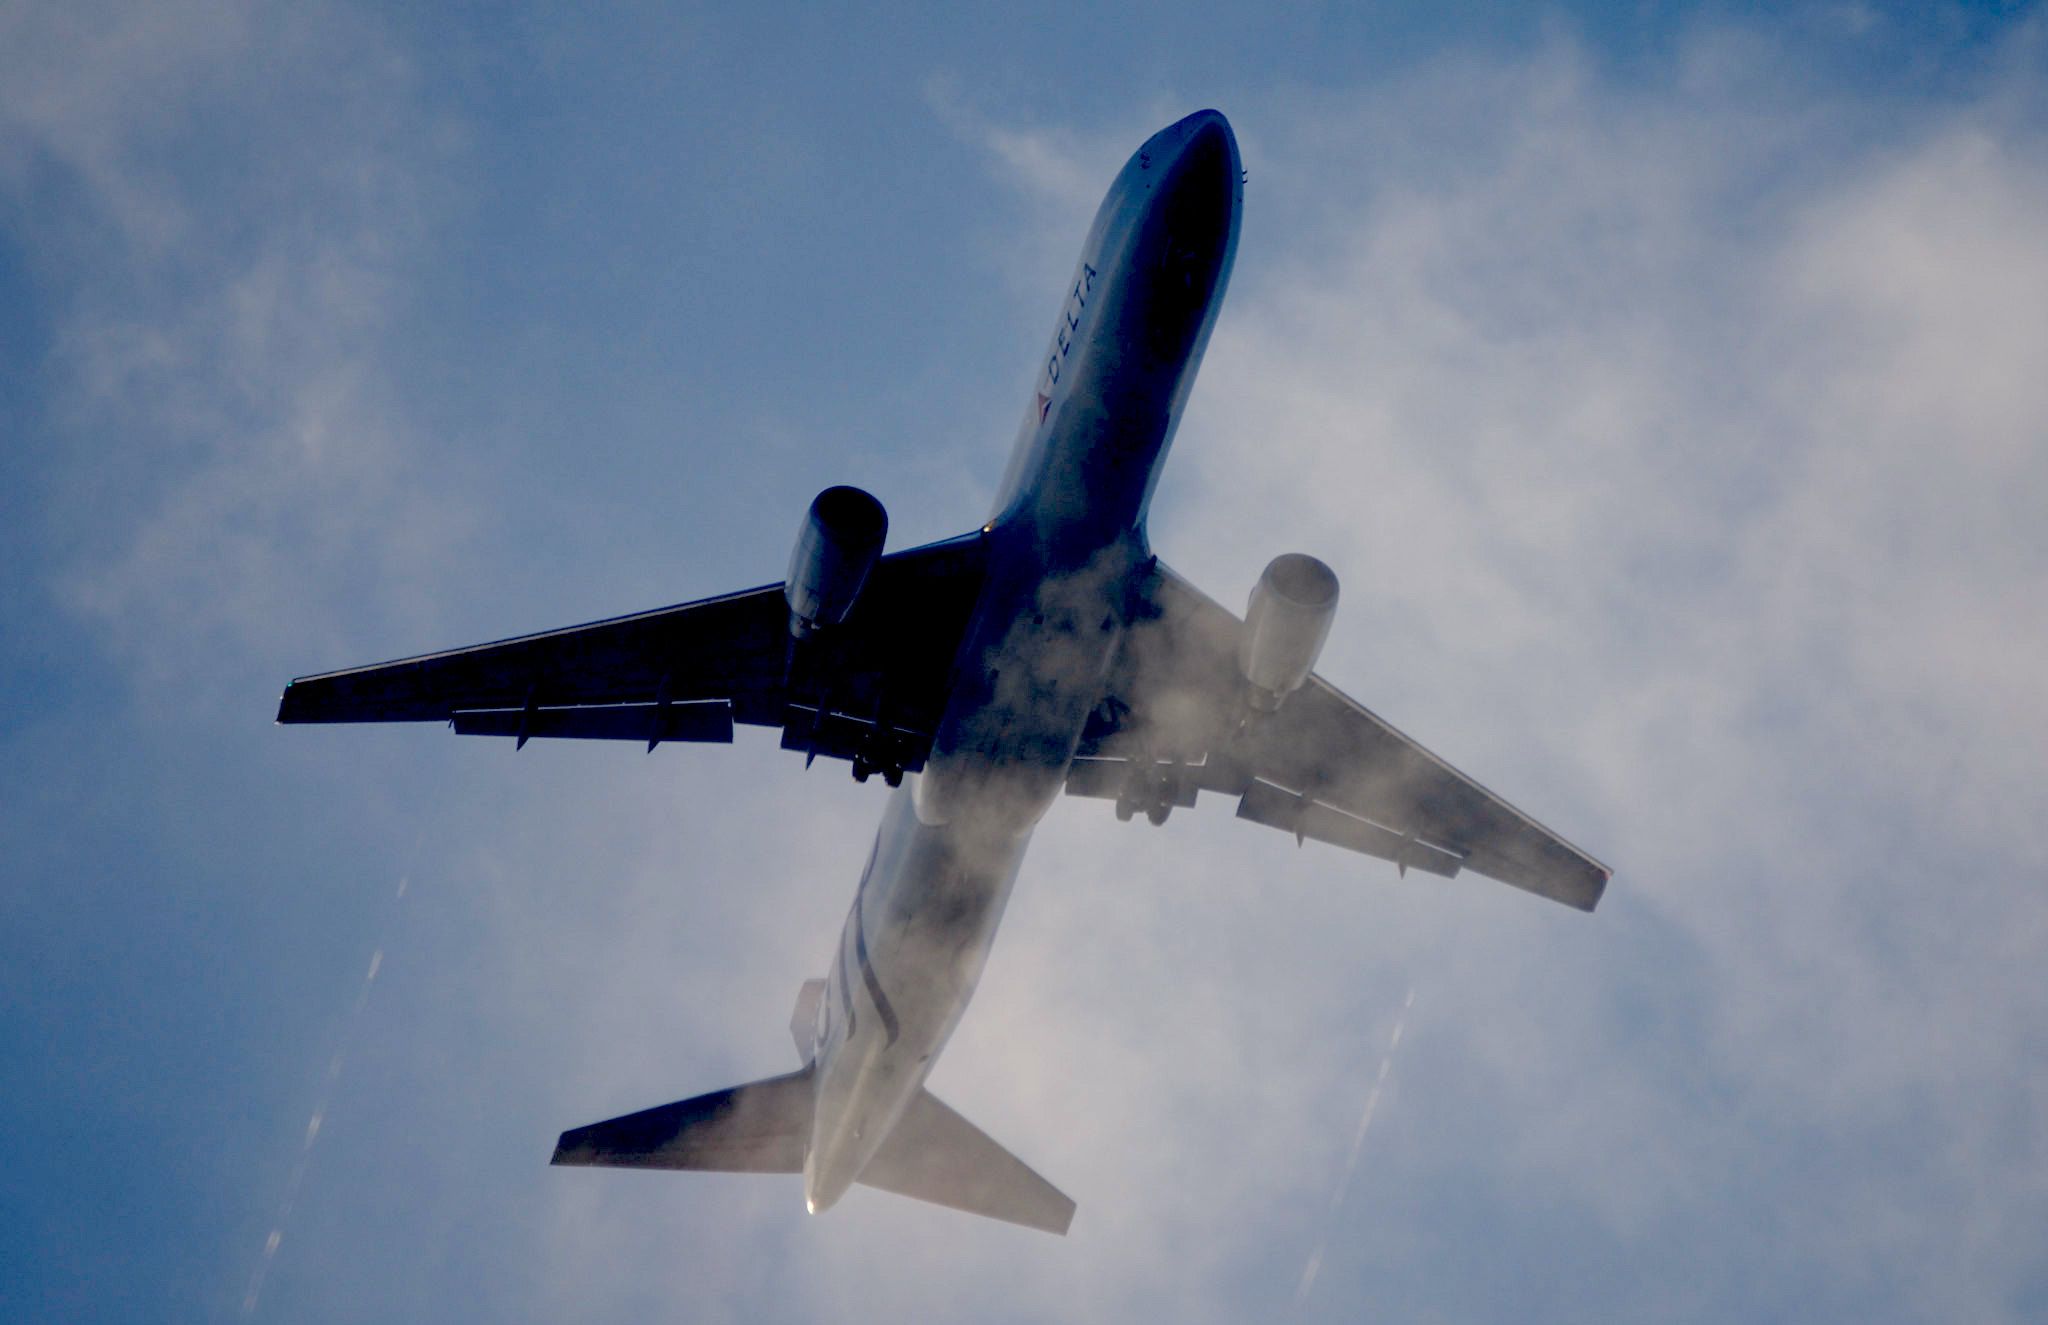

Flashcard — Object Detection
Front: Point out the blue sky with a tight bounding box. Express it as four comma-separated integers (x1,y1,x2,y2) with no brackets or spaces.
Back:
5,3,2047,1321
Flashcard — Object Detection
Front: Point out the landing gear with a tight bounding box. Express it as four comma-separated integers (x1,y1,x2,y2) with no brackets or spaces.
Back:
1115,760,1182,826
851,747,905,788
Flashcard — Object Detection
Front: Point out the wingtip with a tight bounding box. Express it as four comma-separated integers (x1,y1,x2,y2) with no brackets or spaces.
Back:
275,678,314,725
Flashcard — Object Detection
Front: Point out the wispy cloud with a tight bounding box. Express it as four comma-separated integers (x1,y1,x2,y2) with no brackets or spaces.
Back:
1157,37,2048,1319
12,9,2048,1323
5,1,470,703
803,28,2048,1321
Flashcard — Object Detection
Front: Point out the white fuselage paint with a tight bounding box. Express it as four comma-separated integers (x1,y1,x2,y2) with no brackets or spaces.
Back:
802,110,1243,1213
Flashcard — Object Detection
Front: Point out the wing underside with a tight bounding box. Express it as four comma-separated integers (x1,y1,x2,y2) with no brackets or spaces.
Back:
276,533,988,775
1072,560,1609,910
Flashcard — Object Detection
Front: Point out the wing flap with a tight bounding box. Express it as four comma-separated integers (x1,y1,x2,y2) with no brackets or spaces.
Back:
1237,778,1464,878
449,700,735,744
1062,756,1127,800
1063,756,1205,807
778,705,929,773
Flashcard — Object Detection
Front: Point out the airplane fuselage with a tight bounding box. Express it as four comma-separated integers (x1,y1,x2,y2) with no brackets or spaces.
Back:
802,111,1242,1213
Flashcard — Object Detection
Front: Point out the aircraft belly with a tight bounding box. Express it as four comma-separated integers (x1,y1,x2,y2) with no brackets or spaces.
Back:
920,540,1139,834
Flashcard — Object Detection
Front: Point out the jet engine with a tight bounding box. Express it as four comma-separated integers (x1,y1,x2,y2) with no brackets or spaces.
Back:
1239,553,1338,711
785,486,888,636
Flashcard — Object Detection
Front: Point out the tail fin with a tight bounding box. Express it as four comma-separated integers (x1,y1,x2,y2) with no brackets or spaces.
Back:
789,978,826,1063
551,1068,1075,1235
859,1088,1075,1235
551,1067,814,1173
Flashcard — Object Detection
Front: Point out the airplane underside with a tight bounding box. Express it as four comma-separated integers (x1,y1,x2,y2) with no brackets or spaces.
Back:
277,108,1608,1237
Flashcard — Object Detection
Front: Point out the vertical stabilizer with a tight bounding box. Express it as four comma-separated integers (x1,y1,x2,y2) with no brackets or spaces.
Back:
789,978,826,1062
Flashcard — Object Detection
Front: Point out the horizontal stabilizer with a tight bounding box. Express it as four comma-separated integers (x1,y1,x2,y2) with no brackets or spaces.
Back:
858,1088,1074,1236
551,1068,813,1173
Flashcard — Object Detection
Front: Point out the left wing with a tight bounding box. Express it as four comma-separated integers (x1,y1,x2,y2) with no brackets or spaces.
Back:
1070,559,1609,910
277,532,987,775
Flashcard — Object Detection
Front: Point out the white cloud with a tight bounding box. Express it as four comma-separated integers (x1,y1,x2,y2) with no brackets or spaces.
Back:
875,31,2048,1321
16,9,2048,1321
3,2,469,701
1158,43,2048,1319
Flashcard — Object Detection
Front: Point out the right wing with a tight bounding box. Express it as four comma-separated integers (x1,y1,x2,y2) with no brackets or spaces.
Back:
1072,559,1609,911
277,532,987,774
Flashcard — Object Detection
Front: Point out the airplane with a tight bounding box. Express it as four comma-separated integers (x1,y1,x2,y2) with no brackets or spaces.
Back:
277,109,1608,1237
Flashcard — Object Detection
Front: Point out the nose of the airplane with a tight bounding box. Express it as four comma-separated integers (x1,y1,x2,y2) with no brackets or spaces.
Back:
1146,110,1239,248
1174,110,1237,199
1161,107,1233,145
1147,109,1236,179
1114,109,1240,235
1175,107,1234,148
1126,109,1240,352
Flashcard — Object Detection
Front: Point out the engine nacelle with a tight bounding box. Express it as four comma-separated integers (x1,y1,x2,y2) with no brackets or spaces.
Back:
785,485,888,636
1239,553,1339,711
